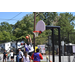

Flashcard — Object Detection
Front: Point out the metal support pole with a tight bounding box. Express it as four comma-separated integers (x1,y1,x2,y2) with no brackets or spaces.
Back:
62,46,64,56
68,53,70,62
61,41,64,61
46,26,61,62
34,12,36,52
68,32,70,62
48,35,50,62
68,32,69,43
49,46,50,62
68,45,70,62
16,40,17,62
52,28,55,62
16,41,17,55
58,28,61,62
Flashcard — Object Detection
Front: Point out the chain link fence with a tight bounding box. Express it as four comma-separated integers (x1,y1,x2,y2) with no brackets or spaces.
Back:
35,31,75,62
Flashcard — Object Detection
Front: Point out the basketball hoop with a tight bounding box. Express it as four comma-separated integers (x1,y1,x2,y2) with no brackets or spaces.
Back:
33,31,42,37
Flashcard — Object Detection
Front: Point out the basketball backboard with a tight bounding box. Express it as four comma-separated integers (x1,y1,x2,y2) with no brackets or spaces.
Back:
36,20,45,32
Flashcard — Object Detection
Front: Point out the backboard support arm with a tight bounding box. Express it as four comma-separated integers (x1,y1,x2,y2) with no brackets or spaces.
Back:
46,26,61,62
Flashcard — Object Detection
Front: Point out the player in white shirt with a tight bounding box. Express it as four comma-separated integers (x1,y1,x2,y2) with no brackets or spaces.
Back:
25,34,34,56
10,50,14,62
22,52,30,62
24,34,34,62
18,48,23,62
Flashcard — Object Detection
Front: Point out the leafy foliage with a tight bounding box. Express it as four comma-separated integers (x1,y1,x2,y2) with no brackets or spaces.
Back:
0,12,75,45
56,12,75,43
37,12,58,25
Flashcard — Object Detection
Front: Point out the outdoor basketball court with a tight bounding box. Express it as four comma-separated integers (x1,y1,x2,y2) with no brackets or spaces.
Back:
0,20,75,62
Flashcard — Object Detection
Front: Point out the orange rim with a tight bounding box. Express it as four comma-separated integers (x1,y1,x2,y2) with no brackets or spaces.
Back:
33,31,42,34
33,31,39,33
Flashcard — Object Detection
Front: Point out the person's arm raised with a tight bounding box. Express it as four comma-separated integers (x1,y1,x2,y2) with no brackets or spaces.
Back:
28,34,32,43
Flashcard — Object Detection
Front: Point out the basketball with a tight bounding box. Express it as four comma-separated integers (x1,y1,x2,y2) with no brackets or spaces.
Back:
26,36,29,39
6,54,8,56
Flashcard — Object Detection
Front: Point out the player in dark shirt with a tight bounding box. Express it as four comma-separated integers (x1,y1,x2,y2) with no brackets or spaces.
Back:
3,50,7,62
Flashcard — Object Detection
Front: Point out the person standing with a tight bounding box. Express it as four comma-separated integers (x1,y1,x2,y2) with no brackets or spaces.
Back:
10,50,14,62
16,49,19,62
22,52,30,62
7,51,10,61
31,48,43,62
38,46,42,53
18,48,23,62
3,50,7,62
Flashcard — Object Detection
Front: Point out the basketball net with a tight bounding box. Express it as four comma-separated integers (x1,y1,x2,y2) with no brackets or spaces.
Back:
33,31,41,37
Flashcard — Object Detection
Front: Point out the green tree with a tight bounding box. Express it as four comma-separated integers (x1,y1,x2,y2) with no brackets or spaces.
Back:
13,14,34,40
0,22,12,33
56,12,75,43
0,22,15,41
37,12,58,25
2,31,11,41
0,31,4,40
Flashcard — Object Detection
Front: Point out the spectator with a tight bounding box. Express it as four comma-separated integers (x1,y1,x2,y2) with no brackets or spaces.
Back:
38,46,42,53
22,52,30,62
10,50,14,62
16,49,19,62
3,50,7,62
18,48,23,62
7,51,10,61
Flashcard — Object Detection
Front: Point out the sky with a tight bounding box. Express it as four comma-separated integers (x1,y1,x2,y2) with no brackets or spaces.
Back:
0,12,75,25
0,12,33,25
58,12,75,16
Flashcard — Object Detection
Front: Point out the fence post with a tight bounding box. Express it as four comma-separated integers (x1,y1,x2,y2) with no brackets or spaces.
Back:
58,28,61,62
51,28,55,62
16,40,17,55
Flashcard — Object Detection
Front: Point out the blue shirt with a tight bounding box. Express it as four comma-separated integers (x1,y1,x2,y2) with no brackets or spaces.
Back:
34,52,40,62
